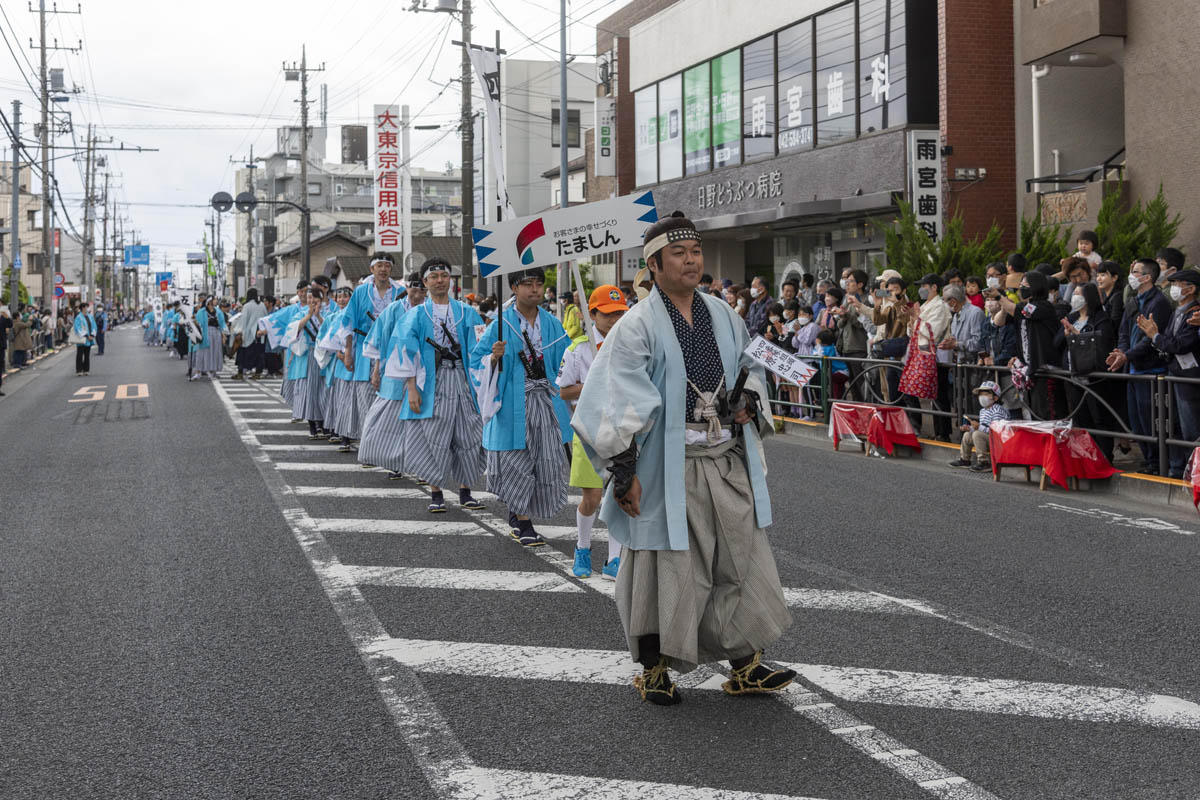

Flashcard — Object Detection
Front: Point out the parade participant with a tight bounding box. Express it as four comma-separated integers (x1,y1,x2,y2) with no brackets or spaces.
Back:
282,285,328,438
234,288,267,380
173,302,191,360
263,280,308,408
385,258,486,513
161,304,176,356
142,306,157,346
342,253,405,435
573,212,795,706
470,266,573,546
557,285,627,580
324,286,364,450
357,275,414,476
188,295,228,380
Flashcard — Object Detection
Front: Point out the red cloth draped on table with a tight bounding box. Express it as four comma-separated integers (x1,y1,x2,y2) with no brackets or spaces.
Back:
829,402,922,455
1185,447,1200,509
989,420,1118,490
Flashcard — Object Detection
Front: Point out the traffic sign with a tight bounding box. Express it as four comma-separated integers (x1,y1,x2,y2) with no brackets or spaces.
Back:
124,245,150,266
53,286,64,298
54,272,65,285
13,255,21,269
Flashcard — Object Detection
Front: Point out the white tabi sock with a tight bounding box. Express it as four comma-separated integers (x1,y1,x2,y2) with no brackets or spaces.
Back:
576,509,597,549
608,537,622,564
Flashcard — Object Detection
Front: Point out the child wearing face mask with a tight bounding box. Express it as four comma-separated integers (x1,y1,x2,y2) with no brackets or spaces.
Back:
948,380,1010,471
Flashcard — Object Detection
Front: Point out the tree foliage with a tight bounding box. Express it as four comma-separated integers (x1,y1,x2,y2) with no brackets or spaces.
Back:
1142,183,1184,258
1018,214,1072,269
0,269,29,306
874,199,1006,286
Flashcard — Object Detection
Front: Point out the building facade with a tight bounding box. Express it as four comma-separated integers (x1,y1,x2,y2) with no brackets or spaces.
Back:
597,0,1020,290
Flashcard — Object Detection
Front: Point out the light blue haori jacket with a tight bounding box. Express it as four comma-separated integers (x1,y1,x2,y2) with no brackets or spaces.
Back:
189,307,227,353
161,309,175,337
364,299,411,402
343,279,405,382
385,298,484,419
572,287,774,552
469,304,572,450
142,311,155,329
282,309,325,381
315,307,346,386
73,312,97,345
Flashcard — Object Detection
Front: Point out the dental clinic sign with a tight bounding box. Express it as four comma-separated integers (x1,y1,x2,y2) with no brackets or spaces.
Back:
472,191,658,279
908,130,943,243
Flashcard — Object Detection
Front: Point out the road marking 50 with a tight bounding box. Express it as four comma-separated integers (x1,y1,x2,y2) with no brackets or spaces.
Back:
69,384,149,403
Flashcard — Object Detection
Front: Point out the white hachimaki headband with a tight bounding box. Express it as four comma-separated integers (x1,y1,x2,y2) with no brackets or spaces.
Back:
643,227,702,262
421,260,452,278
369,256,395,268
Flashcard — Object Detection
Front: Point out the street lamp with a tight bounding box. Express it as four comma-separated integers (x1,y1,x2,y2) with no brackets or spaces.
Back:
211,190,313,286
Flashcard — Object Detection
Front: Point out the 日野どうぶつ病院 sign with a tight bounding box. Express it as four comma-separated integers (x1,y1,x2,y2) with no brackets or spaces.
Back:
472,191,658,279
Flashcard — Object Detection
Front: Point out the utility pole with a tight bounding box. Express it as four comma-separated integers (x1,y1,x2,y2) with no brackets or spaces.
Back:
99,171,108,305
460,0,473,289
283,47,324,284
558,0,569,305
8,101,19,310
81,123,93,304
31,0,80,307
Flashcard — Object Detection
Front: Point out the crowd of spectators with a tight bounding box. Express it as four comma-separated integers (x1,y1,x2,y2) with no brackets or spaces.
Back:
708,235,1200,479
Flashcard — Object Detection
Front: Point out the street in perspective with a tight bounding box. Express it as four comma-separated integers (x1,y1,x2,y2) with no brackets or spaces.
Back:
3,1,1200,799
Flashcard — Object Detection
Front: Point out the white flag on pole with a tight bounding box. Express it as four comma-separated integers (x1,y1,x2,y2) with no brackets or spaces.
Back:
467,47,515,221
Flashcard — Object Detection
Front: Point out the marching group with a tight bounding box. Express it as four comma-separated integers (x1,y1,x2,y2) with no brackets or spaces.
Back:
238,215,797,706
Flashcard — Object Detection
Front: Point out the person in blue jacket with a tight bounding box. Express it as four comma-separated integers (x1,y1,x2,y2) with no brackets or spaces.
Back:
386,257,486,513
357,275,416,475
73,302,97,375
342,253,406,435
469,266,572,546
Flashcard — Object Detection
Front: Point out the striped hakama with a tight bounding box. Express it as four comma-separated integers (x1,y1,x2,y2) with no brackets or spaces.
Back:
485,378,566,518
327,377,363,438
357,396,408,472
289,350,327,421
355,380,376,422
397,362,483,487
615,438,792,673
280,378,296,405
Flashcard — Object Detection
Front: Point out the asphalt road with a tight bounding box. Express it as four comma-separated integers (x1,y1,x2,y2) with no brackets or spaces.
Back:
3,328,1198,799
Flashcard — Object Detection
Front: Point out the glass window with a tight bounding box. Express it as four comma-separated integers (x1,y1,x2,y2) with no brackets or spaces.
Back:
634,86,658,187
683,63,711,176
777,20,814,153
658,74,683,182
859,0,908,133
742,36,775,162
551,108,581,147
816,3,856,146
711,50,741,168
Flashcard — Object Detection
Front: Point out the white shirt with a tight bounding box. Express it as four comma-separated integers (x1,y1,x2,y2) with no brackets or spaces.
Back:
429,301,457,347
555,329,603,409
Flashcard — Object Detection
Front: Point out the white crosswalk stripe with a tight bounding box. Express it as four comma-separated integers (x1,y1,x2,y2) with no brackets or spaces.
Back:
345,565,584,593
213,377,1200,799
249,429,310,437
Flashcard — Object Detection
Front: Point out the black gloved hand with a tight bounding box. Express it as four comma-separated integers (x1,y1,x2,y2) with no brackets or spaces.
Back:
609,440,638,499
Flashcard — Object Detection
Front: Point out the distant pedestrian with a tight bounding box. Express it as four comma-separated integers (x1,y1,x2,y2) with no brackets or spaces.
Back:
11,307,33,368
0,305,11,395
94,305,108,355
72,302,97,376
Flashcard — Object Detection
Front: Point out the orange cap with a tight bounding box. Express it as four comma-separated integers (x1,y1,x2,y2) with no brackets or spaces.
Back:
588,284,627,314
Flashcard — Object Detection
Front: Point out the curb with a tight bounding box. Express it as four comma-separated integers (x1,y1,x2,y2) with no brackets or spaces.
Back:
774,414,1199,514
3,347,65,377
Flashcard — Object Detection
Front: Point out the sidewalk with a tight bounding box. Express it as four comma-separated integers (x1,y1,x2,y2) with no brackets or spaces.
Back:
0,345,70,398
774,413,1200,512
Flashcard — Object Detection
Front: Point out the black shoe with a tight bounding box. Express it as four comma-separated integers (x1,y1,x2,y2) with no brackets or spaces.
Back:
428,491,447,514
1139,466,1159,476
970,460,991,472
948,458,972,468
633,658,682,706
723,652,796,695
388,471,404,480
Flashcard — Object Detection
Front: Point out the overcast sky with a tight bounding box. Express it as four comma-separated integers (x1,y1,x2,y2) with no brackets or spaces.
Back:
0,0,623,284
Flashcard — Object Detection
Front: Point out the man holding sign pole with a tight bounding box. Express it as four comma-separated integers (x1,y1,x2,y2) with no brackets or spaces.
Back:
573,212,794,707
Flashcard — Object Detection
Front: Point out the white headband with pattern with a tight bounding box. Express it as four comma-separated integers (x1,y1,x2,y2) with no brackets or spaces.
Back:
643,228,701,262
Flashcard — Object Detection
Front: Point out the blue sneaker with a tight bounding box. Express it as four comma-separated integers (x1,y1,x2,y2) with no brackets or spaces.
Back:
572,547,592,578
601,556,620,581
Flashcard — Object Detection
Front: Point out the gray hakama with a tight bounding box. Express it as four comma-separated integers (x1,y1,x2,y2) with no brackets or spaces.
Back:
191,337,224,373
357,395,408,471
289,350,327,421
355,380,377,423
616,437,792,673
280,378,296,406
320,377,335,424
485,378,566,518
397,362,483,487
328,377,363,439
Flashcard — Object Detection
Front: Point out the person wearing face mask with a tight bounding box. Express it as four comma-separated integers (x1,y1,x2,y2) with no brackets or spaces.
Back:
1135,269,1200,478
744,275,774,335
1105,258,1172,473
870,275,913,401
1058,257,1093,306
1054,282,1118,462
948,381,1010,471
735,288,753,320
996,270,1063,420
